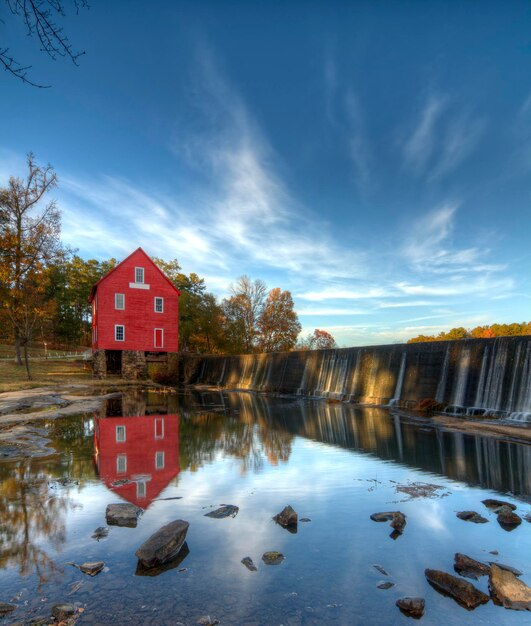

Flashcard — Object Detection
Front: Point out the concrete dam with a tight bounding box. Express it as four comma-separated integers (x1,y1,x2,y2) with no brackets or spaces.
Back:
178,336,531,420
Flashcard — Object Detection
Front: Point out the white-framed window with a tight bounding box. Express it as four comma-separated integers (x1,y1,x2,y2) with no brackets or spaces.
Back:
154,297,164,313
115,293,125,310
154,417,164,439
154,328,164,349
116,454,127,473
115,325,125,342
116,425,126,442
137,481,146,499
155,451,165,469
135,267,144,284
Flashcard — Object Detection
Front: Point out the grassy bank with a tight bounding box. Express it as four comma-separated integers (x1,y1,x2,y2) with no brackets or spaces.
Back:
0,359,94,393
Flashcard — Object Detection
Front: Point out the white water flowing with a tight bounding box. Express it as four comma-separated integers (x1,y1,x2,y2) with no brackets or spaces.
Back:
389,352,406,407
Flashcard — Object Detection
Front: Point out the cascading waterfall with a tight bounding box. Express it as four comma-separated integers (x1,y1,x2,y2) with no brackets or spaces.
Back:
435,346,450,404
452,345,471,408
389,352,406,407
508,342,531,422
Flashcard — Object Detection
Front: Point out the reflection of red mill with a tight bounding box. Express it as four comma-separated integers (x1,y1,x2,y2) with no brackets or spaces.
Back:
94,414,180,508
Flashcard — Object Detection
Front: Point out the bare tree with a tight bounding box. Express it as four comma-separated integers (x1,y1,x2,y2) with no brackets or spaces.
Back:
0,153,61,375
223,276,267,353
1,0,88,87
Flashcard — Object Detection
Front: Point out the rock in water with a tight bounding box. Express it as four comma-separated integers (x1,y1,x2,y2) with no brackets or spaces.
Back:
106,503,142,527
51,604,76,619
92,526,109,540
396,597,425,618
79,561,105,576
425,569,490,609
391,512,407,533
273,505,298,528
204,504,239,519
456,511,488,523
488,562,523,576
370,511,407,535
454,553,490,580
377,581,394,590
0,603,16,616
241,557,257,571
496,506,522,530
489,564,531,610
482,499,517,512
135,519,189,568
262,551,285,565
135,543,189,577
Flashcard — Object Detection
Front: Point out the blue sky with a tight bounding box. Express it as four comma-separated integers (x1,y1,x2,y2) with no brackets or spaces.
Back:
1,0,530,346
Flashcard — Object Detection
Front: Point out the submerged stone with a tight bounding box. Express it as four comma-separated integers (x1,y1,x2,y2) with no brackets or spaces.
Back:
377,581,394,590
241,556,257,571
204,504,239,519
51,604,76,619
454,553,490,580
396,597,425,618
106,503,142,527
425,569,490,609
92,526,109,540
489,564,531,611
456,510,488,523
0,603,16,615
273,505,298,528
262,551,285,565
136,519,189,568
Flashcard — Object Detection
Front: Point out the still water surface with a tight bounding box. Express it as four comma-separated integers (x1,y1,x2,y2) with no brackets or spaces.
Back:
1,389,531,625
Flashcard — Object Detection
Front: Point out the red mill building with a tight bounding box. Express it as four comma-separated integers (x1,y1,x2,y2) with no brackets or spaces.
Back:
89,248,180,378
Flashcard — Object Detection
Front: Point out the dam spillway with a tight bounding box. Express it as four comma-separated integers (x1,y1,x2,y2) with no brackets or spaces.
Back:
178,336,531,420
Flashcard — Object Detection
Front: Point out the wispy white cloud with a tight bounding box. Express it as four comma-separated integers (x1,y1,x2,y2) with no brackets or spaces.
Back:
428,113,484,182
297,287,386,302
298,307,367,316
403,94,484,181
345,90,372,193
404,95,447,173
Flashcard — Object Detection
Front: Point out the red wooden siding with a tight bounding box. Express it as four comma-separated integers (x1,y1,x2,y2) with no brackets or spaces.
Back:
90,248,179,352
94,413,180,508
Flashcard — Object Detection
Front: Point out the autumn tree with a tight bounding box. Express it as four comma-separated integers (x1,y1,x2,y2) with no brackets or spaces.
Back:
297,328,337,350
0,153,62,377
257,288,301,352
222,276,267,353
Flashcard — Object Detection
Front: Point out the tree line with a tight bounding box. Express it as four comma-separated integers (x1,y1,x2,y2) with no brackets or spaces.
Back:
0,154,336,377
407,322,531,344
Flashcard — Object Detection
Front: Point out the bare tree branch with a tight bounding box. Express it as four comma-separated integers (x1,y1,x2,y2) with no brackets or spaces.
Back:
2,0,88,87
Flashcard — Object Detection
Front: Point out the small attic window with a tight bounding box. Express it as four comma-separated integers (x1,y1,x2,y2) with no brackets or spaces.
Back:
135,267,144,283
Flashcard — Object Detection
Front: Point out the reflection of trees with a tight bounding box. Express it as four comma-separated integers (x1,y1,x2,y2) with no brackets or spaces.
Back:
177,401,294,474
0,462,71,587
46,416,96,481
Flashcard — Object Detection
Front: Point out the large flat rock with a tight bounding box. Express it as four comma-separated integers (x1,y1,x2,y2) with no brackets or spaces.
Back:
106,503,142,527
135,519,189,568
489,564,531,611
425,569,490,609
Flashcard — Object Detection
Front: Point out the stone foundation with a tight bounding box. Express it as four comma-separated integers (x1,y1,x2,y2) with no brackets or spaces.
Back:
92,349,107,379
121,350,147,380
